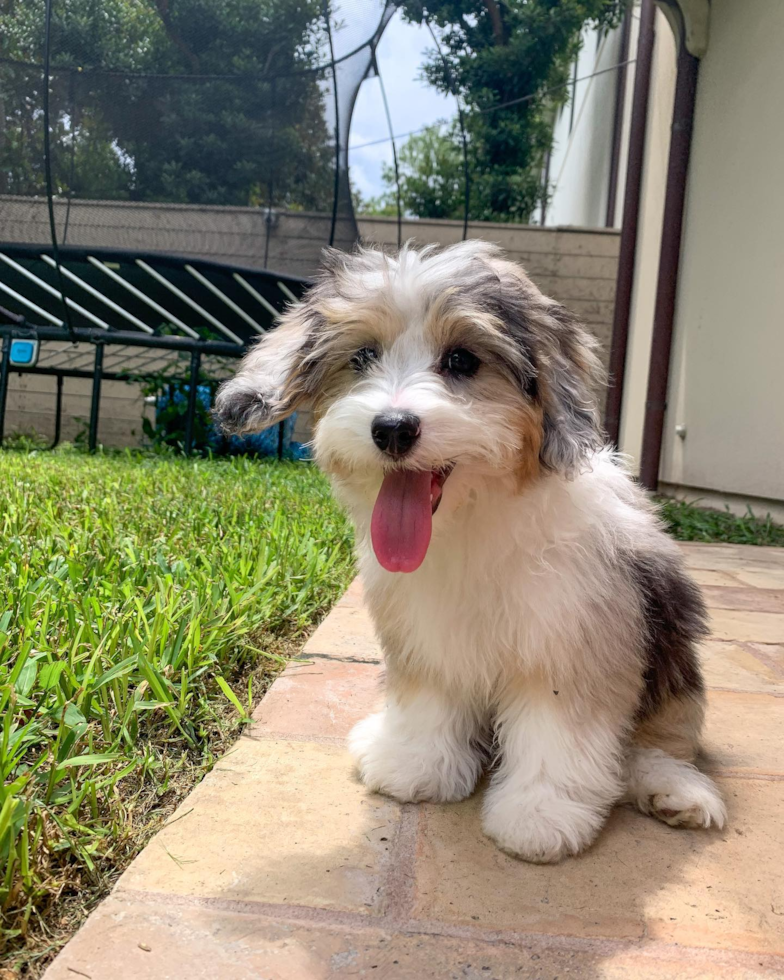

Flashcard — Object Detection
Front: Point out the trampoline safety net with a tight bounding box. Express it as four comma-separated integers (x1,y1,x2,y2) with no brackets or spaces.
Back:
0,0,395,454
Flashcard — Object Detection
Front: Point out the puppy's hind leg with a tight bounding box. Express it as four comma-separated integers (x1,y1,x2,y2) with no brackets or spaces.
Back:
625,694,726,829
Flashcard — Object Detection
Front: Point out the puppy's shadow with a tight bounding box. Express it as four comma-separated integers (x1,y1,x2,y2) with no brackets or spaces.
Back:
407,773,756,974
198,757,753,977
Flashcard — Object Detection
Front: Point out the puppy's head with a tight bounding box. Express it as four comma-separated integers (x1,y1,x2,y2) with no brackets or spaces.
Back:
214,241,603,572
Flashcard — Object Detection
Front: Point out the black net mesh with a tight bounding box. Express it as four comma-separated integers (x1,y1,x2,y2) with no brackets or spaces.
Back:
0,0,392,277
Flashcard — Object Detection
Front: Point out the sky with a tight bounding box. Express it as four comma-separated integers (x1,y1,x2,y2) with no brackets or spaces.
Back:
348,9,456,202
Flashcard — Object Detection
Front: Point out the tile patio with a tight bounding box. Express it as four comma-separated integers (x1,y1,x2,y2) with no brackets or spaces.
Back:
45,544,784,980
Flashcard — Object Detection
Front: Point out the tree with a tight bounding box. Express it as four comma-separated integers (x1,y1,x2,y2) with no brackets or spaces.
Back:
0,0,334,208
366,123,466,220
392,0,627,222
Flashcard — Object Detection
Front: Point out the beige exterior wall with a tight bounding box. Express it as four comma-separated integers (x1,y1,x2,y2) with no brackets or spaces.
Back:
619,0,784,513
546,16,633,230
658,0,784,506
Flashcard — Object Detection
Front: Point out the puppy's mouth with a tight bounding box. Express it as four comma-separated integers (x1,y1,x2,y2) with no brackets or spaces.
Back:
370,464,454,574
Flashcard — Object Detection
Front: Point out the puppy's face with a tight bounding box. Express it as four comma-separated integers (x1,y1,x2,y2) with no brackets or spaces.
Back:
215,242,603,572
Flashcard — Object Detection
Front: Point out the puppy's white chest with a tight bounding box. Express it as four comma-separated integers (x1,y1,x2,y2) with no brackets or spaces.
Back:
362,538,536,692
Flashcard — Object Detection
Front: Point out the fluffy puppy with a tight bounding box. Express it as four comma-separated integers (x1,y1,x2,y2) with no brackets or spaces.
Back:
214,241,725,863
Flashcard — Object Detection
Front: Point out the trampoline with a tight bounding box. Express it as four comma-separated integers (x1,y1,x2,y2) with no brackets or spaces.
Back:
0,0,419,453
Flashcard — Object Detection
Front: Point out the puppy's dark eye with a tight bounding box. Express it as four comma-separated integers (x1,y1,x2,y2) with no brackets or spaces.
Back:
442,347,480,378
350,346,378,371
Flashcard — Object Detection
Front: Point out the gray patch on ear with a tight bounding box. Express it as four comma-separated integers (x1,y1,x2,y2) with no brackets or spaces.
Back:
537,304,604,476
540,366,602,474
454,261,602,473
212,378,274,436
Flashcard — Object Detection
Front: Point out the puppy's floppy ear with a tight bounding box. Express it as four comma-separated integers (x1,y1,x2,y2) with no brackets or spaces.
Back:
533,301,604,476
481,258,604,476
213,300,319,436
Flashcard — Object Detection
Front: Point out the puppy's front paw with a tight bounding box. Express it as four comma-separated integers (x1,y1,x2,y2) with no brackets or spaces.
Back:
348,711,479,804
482,787,606,863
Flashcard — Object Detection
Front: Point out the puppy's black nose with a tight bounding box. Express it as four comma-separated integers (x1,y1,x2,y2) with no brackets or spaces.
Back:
371,412,421,458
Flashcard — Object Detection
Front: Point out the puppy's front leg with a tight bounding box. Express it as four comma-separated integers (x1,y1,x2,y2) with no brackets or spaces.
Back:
482,680,625,863
349,685,483,804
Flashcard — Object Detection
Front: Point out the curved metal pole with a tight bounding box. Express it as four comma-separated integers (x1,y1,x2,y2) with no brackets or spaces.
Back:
43,0,76,341
0,336,10,447
425,20,470,240
323,0,341,248
184,349,201,456
374,52,402,249
88,343,104,453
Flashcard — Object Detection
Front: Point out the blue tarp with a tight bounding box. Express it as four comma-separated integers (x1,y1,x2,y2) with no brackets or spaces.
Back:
157,384,310,459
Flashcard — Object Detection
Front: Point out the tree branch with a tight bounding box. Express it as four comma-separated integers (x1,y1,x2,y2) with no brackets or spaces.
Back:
482,0,506,45
152,0,201,73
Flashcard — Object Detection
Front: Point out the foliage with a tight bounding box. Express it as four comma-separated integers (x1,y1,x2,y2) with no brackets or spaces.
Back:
0,450,354,972
372,123,466,220
0,0,334,208
141,381,216,454
386,0,627,222
657,497,784,547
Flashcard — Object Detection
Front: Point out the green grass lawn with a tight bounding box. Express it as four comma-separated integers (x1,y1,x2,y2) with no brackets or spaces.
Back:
0,449,354,975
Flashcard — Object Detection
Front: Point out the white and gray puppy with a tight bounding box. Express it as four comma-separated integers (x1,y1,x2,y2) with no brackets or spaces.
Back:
214,241,725,863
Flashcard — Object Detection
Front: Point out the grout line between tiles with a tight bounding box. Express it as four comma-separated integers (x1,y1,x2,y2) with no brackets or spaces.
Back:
106,888,784,970
379,803,420,923
299,651,382,666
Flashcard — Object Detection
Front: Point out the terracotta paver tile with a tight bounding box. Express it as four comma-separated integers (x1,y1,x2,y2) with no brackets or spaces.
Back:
702,691,784,774
709,608,784,644
412,777,784,954
302,604,382,663
733,569,784,590
42,546,784,980
335,576,364,608
118,739,399,915
700,640,784,694
44,893,784,980
751,642,784,673
700,586,784,614
680,545,784,590
680,543,784,572
252,659,383,740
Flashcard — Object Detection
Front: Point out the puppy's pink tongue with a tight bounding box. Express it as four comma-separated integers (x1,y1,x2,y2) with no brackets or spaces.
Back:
371,470,432,573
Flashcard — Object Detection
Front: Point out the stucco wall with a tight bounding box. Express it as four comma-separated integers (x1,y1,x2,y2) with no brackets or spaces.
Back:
0,199,619,359
5,374,153,448
657,0,784,505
